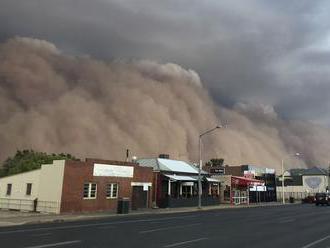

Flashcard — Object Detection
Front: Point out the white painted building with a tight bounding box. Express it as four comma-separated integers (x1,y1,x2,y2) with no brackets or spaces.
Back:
0,160,65,213
0,158,154,214
276,167,330,200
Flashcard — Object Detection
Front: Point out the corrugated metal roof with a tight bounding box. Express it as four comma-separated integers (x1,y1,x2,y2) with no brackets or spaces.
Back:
136,158,160,170
289,167,327,176
137,158,206,174
303,167,327,175
158,158,199,173
164,174,197,181
206,177,221,182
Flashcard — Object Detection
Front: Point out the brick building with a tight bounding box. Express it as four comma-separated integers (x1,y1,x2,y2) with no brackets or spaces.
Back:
0,158,153,213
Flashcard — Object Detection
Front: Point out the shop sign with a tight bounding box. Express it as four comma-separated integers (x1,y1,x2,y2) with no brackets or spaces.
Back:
244,171,255,179
265,168,275,174
249,186,257,191
256,186,267,191
210,168,225,175
93,163,134,178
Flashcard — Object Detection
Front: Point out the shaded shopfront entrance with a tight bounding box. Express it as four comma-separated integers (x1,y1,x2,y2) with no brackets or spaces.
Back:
158,174,220,208
230,176,264,205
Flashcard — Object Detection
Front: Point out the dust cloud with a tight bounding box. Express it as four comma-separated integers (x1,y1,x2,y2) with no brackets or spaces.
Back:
1,37,329,171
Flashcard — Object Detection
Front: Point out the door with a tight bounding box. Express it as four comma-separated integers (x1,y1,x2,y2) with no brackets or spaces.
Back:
131,186,148,210
234,190,240,205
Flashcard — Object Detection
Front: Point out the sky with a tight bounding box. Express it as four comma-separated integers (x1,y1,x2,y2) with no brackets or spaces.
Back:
1,0,330,168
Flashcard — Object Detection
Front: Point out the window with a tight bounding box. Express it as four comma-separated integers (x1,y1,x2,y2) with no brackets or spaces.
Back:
26,183,32,196
83,183,97,199
6,184,12,196
106,183,118,199
182,185,192,198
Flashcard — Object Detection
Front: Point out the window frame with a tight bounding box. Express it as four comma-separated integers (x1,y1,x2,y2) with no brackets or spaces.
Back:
106,183,119,199
83,182,97,199
6,183,12,196
26,183,32,196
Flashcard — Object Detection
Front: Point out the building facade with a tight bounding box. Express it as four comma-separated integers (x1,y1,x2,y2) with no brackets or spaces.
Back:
137,157,221,208
213,175,264,205
224,164,277,203
0,158,153,213
276,167,330,201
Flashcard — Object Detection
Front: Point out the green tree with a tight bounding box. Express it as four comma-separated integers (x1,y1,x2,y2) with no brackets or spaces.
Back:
205,158,224,167
0,150,78,177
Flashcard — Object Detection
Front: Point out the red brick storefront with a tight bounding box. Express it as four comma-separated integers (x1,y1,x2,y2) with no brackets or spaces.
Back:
60,158,153,213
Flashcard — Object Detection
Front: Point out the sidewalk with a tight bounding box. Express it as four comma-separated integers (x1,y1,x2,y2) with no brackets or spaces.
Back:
0,202,290,227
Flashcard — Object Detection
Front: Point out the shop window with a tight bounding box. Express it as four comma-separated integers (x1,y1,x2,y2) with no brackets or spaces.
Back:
83,183,97,199
182,186,192,198
224,185,231,201
106,183,118,199
26,183,32,196
6,184,12,196
211,184,219,196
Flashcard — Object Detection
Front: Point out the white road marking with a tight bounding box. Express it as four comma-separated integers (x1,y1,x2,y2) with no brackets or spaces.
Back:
149,220,174,224
163,238,208,247
23,240,81,248
0,215,198,235
140,223,201,234
301,235,330,248
97,226,116,229
31,233,52,237
277,218,295,224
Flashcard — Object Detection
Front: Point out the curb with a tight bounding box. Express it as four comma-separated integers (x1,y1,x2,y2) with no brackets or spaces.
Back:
0,203,300,227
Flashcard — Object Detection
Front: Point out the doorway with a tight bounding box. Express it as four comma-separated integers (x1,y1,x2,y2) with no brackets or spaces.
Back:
131,186,148,210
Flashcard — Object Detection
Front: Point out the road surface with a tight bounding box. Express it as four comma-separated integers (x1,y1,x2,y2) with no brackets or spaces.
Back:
0,204,329,248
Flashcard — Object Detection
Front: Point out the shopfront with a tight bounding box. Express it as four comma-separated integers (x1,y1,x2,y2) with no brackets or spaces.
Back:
137,157,221,208
231,176,264,205
158,174,221,208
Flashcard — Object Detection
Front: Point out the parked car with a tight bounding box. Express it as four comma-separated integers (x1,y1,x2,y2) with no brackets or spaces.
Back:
302,195,316,204
315,193,330,206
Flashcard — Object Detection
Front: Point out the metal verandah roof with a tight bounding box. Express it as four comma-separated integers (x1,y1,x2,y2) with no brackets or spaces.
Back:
164,174,197,181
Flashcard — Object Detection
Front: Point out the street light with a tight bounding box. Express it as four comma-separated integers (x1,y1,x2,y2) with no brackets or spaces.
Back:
198,125,223,209
281,153,301,204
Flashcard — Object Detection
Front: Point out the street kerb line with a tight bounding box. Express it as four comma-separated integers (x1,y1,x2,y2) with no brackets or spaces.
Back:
0,215,198,234
301,235,330,248
163,237,208,247
23,240,81,248
139,223,201,234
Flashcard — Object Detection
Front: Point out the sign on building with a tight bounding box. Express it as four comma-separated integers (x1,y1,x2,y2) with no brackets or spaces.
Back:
93,164,134,178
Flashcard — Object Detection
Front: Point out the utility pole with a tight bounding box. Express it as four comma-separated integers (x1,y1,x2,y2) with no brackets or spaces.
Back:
328,163,330,193
198,125,222,209
126,149,129,162
281,159,285,204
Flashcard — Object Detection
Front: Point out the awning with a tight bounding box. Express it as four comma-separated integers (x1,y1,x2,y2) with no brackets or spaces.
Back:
231,176,264,187
164,174,197,182
206,177,221,183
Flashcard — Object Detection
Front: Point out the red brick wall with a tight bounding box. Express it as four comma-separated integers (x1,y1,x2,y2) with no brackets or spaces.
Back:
60,159,153,213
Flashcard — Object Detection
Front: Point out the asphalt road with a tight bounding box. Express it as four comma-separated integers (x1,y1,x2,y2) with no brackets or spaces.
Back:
0,204,329,248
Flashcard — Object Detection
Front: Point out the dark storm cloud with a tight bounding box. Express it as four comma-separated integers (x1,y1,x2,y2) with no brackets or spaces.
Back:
2,0,329,122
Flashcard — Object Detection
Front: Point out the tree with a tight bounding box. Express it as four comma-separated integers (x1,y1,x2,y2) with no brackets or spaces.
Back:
205,158,224,167
0,150,78,177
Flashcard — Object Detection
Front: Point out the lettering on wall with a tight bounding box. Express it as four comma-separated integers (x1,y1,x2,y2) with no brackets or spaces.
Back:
93,163,134,178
